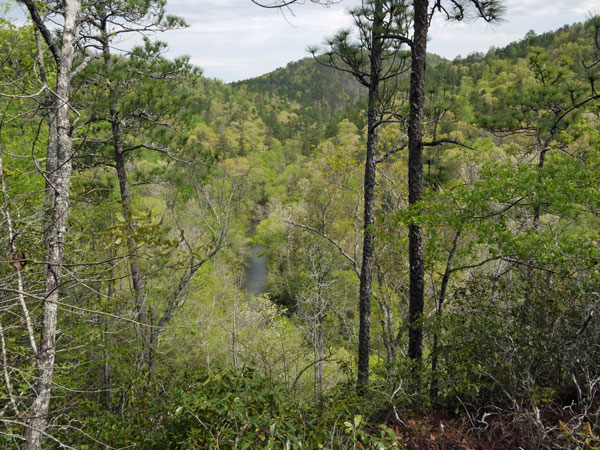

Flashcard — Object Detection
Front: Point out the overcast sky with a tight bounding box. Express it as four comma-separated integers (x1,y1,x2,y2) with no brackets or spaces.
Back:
8,0,599,83
155,0,597,83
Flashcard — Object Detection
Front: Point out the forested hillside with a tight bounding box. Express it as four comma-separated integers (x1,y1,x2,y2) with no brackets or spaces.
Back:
1,1,599,448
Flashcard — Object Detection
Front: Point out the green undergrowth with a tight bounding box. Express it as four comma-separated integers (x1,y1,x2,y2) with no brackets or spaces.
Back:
72,367,401,450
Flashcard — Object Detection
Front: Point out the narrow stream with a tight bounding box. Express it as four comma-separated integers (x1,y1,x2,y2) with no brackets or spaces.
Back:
244,215,268,298
245,244,268,295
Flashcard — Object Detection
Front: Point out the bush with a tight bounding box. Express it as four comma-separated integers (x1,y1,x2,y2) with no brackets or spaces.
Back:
162,367,401,450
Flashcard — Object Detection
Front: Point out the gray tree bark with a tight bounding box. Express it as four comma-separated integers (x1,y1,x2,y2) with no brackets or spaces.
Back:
23,1,82,448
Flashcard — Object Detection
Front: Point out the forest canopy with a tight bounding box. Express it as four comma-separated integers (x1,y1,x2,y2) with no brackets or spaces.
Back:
1,1,599,448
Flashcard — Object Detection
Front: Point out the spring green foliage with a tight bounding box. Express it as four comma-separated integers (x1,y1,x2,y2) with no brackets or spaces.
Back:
1,4,600,447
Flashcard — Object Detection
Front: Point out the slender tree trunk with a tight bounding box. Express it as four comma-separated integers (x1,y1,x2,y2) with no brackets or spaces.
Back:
36,28,59,248
357,0,384,389
43,110,58,244
231,298,239,370
533,144,549,228
102,231,115,410
113,134,149,328
100,26,150,366
24,1,81,448
102,317,113,410
407,0,429,363
112,136,143,308
0,319,18,415
376,267,396,364
430,230,460,400
314,316,324,406
0,142,37,354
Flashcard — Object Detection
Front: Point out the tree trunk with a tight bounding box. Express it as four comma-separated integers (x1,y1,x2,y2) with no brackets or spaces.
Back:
35,29,59,249
533,144,549,228
357,0,384,389
430,230,460,400
376,267,397,364
112,140,142,306
0,143,37,355
113,134,150,348
407,0,429,363
314,317,324,406
101,26,150,366
102,234,115,410
102,317,113,410
231,299,239,370
24,1,81,448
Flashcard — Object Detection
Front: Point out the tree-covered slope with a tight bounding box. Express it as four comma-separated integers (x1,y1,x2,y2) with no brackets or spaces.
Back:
234,57,365,118
1,5,599,449
234,53,446,121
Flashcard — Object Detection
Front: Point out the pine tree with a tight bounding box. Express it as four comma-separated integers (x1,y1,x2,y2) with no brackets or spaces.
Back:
76,1,204,368
309,0,412,388
406,0,504,365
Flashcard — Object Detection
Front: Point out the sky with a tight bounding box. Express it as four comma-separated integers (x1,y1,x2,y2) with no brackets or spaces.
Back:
157,0,598,82
8,0,598,83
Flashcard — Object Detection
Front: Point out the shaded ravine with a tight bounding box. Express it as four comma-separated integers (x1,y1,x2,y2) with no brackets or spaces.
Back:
245,243,268,296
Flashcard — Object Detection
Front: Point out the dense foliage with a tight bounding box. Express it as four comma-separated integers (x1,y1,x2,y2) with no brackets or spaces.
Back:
1,1,599,448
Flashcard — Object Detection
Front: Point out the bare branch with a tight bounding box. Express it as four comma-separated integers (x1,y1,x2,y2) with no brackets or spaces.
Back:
283,219,360,278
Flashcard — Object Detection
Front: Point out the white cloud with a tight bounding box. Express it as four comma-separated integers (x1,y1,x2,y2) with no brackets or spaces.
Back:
12,0,596,82
428,0,594,60
161,0,356,81
507,0,597,16
161,0,596,81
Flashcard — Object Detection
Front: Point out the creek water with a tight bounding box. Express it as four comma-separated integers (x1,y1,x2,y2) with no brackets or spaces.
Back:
245,244,268,296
